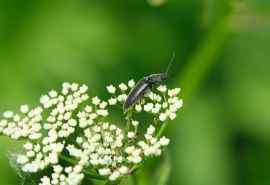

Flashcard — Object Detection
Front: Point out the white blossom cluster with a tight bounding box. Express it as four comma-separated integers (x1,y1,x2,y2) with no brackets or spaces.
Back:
0,80,183,185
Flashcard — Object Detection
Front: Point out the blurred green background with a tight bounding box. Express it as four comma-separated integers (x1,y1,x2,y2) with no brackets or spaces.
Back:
0,0,270,185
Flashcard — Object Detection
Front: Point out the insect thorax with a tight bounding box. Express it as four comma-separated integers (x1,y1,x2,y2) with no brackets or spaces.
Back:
144,73,167,84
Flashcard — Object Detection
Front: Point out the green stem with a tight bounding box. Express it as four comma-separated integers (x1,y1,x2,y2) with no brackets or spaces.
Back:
131,173,138,185
59,154,77,164
157,123,168,138
104,180,121,185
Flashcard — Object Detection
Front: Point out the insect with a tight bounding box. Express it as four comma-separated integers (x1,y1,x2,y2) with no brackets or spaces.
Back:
123,53,175,113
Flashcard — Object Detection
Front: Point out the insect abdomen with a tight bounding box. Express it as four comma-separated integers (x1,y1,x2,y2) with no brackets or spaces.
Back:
123,79,151,112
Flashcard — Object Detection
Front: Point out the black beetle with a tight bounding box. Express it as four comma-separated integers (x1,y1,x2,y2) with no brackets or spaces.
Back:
123,53,175,112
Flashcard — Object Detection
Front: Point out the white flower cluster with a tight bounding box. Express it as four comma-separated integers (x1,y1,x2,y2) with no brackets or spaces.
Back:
40,164,85,185
0,80,183,185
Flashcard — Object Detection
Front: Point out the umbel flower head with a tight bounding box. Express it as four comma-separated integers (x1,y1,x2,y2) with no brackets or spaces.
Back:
0,80,183,185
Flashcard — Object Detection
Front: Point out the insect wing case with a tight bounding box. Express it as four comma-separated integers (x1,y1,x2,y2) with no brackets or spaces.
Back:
124,79,151,111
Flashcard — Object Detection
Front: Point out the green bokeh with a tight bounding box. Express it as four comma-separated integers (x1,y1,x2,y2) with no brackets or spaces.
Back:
0,0,270,185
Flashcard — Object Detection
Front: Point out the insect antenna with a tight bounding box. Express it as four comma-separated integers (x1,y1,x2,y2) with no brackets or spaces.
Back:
165,52,176,76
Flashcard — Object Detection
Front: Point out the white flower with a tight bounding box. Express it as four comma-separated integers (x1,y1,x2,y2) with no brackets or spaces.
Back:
26,150,35,158
153,94,162,102
144,103,154,112
168,88,181,97
74,165,83,173
128,80,135,88
29,133,42,140
85,106,92,113
106,85,116,94
20,105,29,114
135,104,142,112
40,95,50,105
147,125,155,135
79,84,88,94
119,83,128,91
157,85,167,93
24,142,33,150
152,103,161,114
159,137,170,146
125,146,135,154
97,109,109,117
17,155,29,164
127,132,136,139
99,168,111,176
53,165,63,173
108,98,117,105
162,102,168,108
13,114,20,122
109,171,121,181
118,166,129,174
174,99,183,109
131,120,139,127
159,113,167,122
99,101,108,109
128,155,142,164
92,96,101,105
117,94,127,102
40,176,51,185
76,137,83,144
71,83,79,91
62,82,70,88
169,112,176,120
3,111,13,118
49,152,59,164
0,81,183,184
49,90,58,98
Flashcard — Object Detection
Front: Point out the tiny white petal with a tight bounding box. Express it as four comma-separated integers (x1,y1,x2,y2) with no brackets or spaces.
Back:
97,109,109,117
49,90,58,98
85,105,92,113
76,137,83,144
127,132,136,139
99,168,111,176
117,94,127,102
159,113,167,122
92,96,101,105
168,88,181,97
99,101,108,109
71,83,79,91
24,142,33,150
119,166,129,174
17,155,29,164
169,112,176,120
3,111,14,118
157,85,167,92
159,136,170,146
132,120,139,127
109,171,121,181
128,80,135,88
108,98,117,105
162,102,168,108
40,95,50,105
135,104,142,112
144,103,154,112
79,84,88,93
147,125,155,135
119,83,128,91
106,85,116,94
20,105,29,114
